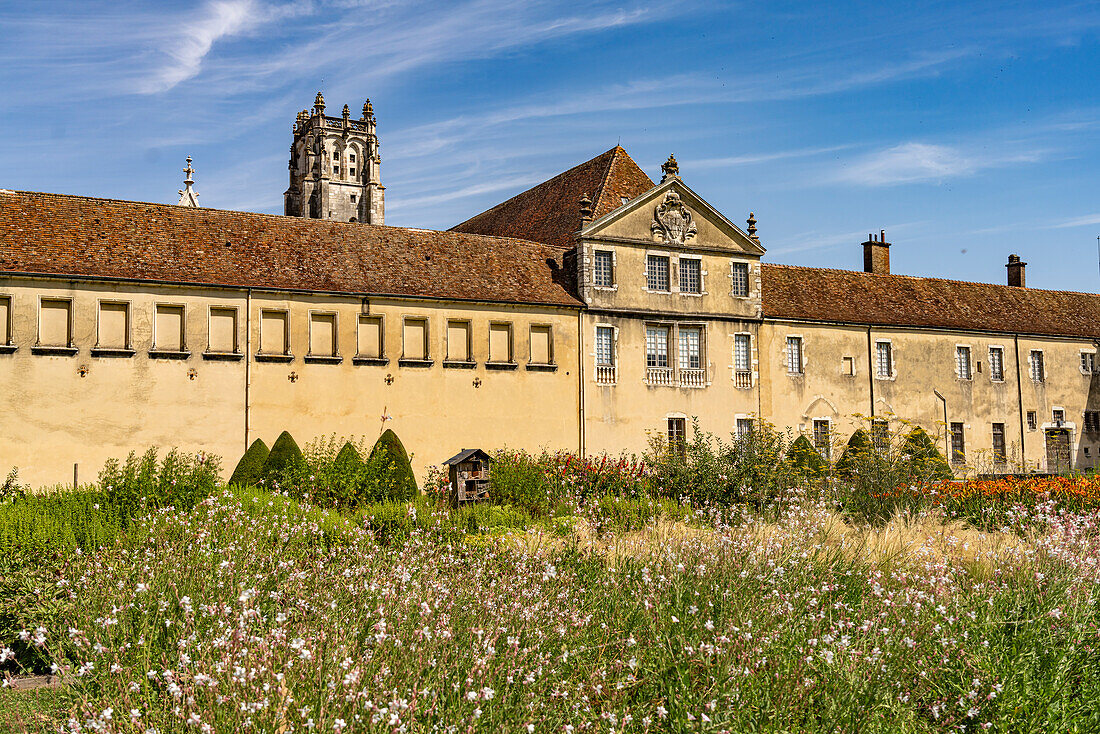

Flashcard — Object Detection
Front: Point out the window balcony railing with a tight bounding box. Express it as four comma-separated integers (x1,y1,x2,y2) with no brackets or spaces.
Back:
595,364,617,385
679,368,706,388
646,367,675,387
734,370,753,389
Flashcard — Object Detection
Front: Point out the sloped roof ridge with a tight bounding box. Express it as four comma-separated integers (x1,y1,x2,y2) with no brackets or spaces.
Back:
0,189,563,253
764,262,1100,299
591,146,625,209
449,146,621,231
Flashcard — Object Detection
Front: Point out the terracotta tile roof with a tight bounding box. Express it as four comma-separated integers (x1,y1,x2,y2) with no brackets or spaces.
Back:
449,146,655,249
762,263,1100,339
0,190,582,307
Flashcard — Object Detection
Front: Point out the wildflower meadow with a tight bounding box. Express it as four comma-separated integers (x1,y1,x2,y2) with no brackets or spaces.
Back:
5,422,1100,732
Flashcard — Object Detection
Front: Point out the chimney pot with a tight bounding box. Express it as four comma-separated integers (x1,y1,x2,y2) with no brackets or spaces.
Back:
1006,254,1026,287
862,230,891,274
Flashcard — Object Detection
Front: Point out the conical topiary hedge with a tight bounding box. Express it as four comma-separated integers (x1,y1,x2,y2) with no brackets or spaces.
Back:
367,429,418,501
785,434,829,478
834,428,872,479
901,427,953,481
261,431,305,483
333,441,364,476
228,438,269,487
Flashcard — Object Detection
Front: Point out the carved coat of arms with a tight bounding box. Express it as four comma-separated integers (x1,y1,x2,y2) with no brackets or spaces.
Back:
651,191,697,244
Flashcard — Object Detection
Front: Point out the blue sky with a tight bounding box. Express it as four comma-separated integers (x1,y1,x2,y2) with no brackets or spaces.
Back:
2,1,1100,291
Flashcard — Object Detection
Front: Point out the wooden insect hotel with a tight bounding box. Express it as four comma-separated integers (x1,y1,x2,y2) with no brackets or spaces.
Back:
443,448,491,505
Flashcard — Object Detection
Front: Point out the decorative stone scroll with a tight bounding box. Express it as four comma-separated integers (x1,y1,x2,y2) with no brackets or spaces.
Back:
651,191,697,244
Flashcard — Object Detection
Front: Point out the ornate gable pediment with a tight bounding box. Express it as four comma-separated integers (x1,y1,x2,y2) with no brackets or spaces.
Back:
581,178,764,255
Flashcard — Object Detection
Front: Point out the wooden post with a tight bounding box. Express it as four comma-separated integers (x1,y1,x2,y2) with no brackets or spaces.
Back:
74,463,78,489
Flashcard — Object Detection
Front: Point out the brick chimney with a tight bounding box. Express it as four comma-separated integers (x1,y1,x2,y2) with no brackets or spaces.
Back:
1006,254,1026,287
862,230,890,275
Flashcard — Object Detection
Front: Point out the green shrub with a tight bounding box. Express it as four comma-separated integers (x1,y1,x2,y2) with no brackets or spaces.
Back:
834,429,872,479
98,447,221,518
489,450,554,516
785,435,829,478
901,427,954,481
366,429,418,501
228,438,269,487
262,431,306,490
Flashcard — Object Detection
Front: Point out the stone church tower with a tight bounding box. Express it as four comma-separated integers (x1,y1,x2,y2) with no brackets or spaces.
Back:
284,92,384,224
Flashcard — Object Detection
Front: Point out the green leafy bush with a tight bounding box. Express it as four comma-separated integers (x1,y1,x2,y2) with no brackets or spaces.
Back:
901,427,954,481
228,438,269,487
367,429,418,501
834,429,872,479
489,449,555,516
261,431,306,490
785,435,829,478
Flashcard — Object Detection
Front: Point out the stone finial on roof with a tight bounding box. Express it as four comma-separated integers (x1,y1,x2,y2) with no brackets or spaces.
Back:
660,153,680,182
362,99,375,124
747,212,758,242
314,91,325,115
579,193,593,226
342,103,350,120
177,156,200,208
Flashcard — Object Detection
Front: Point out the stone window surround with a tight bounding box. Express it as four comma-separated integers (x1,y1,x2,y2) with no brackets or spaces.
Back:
729,260,752,299
591,247,617,291
258,308,291,357
0,293,12,349
36,295,75,350
306,309,341,363
677,254,706,297
874,339,896,381
988,345,1006,382
93,299,134,356
1080,348,1097,375
955,343,973,381
204,305,242,360
785,333,805,376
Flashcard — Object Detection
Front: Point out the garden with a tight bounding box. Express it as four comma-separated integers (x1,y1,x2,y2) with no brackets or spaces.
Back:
5,420,1100,732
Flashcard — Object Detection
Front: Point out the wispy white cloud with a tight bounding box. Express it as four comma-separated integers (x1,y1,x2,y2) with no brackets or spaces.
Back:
1052,214,1100,229
832,142,1046,186
141,0,265,93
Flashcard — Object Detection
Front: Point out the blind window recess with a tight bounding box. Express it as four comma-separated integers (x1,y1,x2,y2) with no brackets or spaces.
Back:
447,321,471,362
154,305,185,352
39,299,72,347
0,296,10,345
530,325,553,365
488,323,513,363
402,319,428,360
260,310,290,355
97,302,130,350
357,316,383,359
309,313,337,357
208,308,239,353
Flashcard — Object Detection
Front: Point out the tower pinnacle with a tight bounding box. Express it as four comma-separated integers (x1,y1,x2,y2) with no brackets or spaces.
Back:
177,156,200,208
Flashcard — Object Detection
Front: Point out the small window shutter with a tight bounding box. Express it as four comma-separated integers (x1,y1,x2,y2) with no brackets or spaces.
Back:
209,308,237,353
155,305,184,351
261,311,289,354
403,320,427,360
489,323,511,362
358,316,382,358
40,300,71,347
310,313,336,356
448,322,470,361
530,325,551,364
98,303,128,349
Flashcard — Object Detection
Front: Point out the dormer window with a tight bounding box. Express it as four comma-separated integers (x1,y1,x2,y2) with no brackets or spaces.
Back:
646,255,670,292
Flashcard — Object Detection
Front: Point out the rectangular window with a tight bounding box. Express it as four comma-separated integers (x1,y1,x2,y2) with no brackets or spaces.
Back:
731,262,749,297
876,341,893,378
646,255,670,291
402,318,428,360
350,169,356,179
1053,408,1066,425
678,327,702,370
1086,411,1100,432
97,302,129,349
593,251,614,288
842,356,855,376
260,310,289,355
489,322,513,363
786,336,803,375
0,295,11,345
1027,410,1037,430
734,334,751,371
154,305,184,352
989,347,1004,381
595,326,614,366
208,307,238,353
645,325,670,368
39,298,72,347
309,313,337,357
956,346,972,380
530,325,553,365
992,423,1007,465
949,422,966,464
872,419,890,452
679,258,701,294
667,417,686,457
1083,352,1096,374
447,320,471,362
813,419,831,460
1029,350,1045,382
357,315,383,359
736,418,754,439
